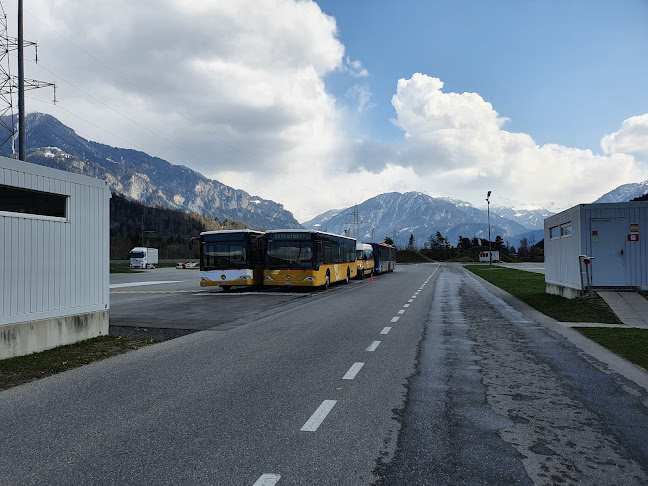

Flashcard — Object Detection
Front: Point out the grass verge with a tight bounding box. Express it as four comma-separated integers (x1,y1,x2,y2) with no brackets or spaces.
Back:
0,334,157,392
464,265,621,324
574,328,648,370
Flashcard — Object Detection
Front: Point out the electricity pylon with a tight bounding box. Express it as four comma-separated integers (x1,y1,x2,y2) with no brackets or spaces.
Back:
0,2,55,158
344,204,365,241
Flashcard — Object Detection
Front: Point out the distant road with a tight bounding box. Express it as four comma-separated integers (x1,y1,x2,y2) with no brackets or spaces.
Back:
497,262,545,274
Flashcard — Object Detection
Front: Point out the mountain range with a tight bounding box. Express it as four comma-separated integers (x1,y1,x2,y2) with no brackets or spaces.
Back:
4,112,647,248
594,180,648,203
302,192,534,248
3,113,300,230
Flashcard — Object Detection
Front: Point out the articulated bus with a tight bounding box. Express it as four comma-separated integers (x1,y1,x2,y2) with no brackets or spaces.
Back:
192,230,265,291
264,230,357,289
369,242,396,275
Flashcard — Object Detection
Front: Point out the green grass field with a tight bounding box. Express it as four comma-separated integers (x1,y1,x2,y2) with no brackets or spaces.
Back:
464,265,620,324
574,327,648,370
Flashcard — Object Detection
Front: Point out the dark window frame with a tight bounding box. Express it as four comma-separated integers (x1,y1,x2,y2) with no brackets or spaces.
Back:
0,184,68,220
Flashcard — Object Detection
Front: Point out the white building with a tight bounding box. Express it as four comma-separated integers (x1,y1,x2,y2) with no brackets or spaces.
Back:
544,202,648,298
1,157,110,359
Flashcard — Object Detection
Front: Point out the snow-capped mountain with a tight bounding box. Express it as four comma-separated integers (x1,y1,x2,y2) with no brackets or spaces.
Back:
302,192,528,247
594,180,648,203
488,205,555,230
3,113,300,229
301,208,346,230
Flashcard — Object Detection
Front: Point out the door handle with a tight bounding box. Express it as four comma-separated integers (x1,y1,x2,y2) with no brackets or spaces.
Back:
620,249,624,256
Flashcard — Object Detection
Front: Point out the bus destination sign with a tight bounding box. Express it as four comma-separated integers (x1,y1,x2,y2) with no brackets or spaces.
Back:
271,232,310,240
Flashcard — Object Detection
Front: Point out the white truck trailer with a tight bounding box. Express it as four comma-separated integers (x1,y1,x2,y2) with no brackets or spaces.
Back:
129,247,159,269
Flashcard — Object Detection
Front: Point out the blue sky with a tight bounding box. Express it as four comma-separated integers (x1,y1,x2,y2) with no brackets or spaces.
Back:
321,0,648,152
12,0,648,221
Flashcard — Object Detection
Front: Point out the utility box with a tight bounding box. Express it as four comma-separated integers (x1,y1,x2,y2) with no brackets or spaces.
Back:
544,202,648,298
0,157,110,358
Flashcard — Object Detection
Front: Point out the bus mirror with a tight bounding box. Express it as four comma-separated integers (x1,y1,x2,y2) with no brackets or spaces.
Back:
189,236,199,250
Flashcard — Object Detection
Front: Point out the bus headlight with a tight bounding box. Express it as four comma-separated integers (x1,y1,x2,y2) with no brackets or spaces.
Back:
264,276,273,281
304,277,316,281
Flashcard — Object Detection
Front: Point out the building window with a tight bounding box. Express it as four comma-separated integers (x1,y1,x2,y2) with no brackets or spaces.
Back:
561,223,572,237
0,185,67,219
550,226,560,239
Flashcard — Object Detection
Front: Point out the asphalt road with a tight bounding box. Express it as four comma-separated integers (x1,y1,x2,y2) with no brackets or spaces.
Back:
109,267,316,331
2,263,648,485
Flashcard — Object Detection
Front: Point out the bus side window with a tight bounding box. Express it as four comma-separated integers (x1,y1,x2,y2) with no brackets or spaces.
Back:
323,243,332,264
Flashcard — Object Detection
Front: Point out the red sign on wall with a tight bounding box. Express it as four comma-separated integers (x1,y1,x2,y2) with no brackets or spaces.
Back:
628,234,639,242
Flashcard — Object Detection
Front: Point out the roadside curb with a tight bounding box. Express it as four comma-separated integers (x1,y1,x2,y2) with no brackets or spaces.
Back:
463,267,648,393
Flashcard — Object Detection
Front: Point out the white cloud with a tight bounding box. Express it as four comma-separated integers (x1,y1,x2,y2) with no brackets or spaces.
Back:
10,2,648,223
346,84,375,113
344,57,369,77
389,73,648,208
601,114,648,159
15,0,347,185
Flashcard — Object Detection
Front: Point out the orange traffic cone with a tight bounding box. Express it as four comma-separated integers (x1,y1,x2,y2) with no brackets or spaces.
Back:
370,275,373,282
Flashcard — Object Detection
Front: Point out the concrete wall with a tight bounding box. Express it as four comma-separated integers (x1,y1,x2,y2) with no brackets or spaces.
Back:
0,157,110,358
0,311,108,360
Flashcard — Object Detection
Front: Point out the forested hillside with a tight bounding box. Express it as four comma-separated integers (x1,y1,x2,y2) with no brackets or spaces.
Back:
110,193,249,259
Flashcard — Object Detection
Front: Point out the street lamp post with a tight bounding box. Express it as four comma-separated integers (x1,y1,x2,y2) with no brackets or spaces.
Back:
486,191,492,268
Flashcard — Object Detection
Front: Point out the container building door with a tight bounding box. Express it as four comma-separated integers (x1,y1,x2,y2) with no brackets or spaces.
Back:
590,218,626,286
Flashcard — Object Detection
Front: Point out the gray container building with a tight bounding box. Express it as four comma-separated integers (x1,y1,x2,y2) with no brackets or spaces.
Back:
1,157,110,358
544,202,648,298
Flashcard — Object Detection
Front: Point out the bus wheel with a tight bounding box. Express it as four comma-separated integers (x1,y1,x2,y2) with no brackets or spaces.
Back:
344,269,350,284
324,272,330,290
221,285,231,292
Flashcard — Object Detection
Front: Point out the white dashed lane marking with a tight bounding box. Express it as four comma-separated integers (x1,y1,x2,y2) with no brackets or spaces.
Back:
301,400,337,432
390,316,400,323
253,473,281,486
381,327,392,335
398,310,405,314
403,304,410,308
366,341,381,352
342,362,365,380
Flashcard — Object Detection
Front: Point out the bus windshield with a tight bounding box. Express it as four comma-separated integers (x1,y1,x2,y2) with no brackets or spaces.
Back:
204,242,247,269
266,241,314,269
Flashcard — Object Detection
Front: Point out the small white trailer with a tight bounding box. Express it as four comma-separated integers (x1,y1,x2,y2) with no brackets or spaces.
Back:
479,250,499,263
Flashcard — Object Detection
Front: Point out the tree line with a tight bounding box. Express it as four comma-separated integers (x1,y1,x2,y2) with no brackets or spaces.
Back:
391,231,544,261
110,193,249,260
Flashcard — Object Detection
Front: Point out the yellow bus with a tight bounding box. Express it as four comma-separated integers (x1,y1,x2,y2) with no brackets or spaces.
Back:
192,230,265,291
264,230,357,289
356,243,375,279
